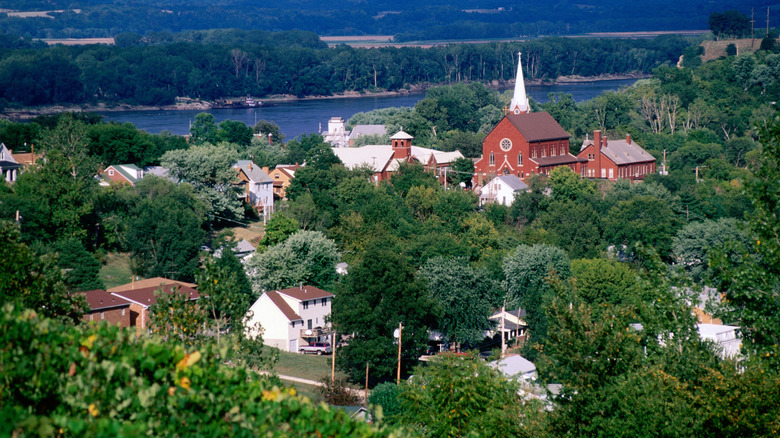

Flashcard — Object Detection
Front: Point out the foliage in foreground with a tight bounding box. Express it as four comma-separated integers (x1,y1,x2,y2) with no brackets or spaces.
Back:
0,305,393,437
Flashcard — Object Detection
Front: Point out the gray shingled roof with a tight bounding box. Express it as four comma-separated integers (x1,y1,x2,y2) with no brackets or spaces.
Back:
235,160,273,183
506,112,570,142
496,174,529,191
491,355,536,377
583,138,655,165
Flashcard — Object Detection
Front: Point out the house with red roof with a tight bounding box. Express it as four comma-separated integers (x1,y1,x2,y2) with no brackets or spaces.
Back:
107,277,200,334
78,289,133,327
244,285,334,353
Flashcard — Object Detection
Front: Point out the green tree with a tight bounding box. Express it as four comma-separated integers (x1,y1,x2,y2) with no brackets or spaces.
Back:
548,166,597,203
449,156,475,188
603,195,680,260
189,112,219,144
397,353,545,437
332,242,435,383
126,177,207,282
368,382,403,423
246,230,339,292
713,116,780,367
390,161,439,197
258,213,299,248
54,237,104,292
503,244,571,346
419,257,501,347
672,218,749,284
0,220,84,323
161,143,244,222
217,119,253,147
709,10,751,40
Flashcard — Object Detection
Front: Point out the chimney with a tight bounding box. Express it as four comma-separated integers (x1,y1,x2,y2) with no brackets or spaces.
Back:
626,133,631,144
262,166,269,174
249,162,253,170
268,133,273,144
593,130,602,150
602,134,607,150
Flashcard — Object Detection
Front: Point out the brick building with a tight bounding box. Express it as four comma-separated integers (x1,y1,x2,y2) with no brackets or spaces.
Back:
79,289,132,327
474,53,587,186
577,130,656,181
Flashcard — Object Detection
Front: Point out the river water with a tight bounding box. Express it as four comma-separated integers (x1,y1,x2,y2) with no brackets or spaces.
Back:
98,79,636,140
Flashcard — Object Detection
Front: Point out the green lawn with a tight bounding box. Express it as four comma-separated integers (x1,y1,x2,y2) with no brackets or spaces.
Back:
273,348,349,382
100,252,133,289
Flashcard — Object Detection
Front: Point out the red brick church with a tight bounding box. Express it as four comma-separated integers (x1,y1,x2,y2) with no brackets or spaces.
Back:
474,53,587,187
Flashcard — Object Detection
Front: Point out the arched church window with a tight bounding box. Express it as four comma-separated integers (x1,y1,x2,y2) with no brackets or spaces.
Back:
489,152,495,165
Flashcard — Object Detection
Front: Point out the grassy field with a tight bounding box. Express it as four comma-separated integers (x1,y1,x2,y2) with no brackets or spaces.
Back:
273,348,349,382
100,252,133,289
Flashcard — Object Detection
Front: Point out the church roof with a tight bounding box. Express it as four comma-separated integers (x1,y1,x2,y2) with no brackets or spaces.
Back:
533,155,587,167
506,112,570,142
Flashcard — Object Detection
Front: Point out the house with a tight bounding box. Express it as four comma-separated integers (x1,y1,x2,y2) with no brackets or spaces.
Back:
244,285,334,353
0,143,22,183
332,131,464,184
348,124,387,146
490,354,537,381
100,164,144,186
107,276,197,293
578,130,656,181
265,164,301,200
234,160,274,218
479,174,529,206
474,53,587,186
78,289,132,327
322,117,350,148
109,283,201,334
697,324,741,359
488,308,528,345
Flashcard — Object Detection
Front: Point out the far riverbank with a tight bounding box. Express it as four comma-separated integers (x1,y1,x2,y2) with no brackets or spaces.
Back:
0,74,647,121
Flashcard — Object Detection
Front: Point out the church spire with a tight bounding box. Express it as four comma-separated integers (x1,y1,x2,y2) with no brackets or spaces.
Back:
509,52,530,115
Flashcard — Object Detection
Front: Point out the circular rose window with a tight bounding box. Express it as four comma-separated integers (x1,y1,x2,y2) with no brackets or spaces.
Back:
500,138,512,151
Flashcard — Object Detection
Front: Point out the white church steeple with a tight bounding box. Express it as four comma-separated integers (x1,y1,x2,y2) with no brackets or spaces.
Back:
509,52,530,115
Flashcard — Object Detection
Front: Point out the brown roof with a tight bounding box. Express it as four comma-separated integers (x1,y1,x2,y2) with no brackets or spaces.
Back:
110,284,200,308
11,152,37,166
506,112,570,142
277,285,334,301
107,277,197,293
265,290,302,321
78,289,132,311
532,155,588,167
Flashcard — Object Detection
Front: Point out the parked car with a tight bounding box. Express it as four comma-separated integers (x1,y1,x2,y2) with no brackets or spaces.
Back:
299,342,332,355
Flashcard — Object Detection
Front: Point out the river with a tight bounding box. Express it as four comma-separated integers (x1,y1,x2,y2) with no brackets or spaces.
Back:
97,78,637,140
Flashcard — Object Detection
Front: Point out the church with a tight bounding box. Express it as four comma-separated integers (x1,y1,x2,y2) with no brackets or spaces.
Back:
474,53,587,187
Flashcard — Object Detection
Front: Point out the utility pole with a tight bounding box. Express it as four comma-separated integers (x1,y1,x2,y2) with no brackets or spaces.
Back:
751,8,755,46
364,363,369,407
500,303,506,357
396,322,403,384
331,331,336,384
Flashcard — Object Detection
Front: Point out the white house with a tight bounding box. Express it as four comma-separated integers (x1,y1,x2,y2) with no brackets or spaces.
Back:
0,143,22,183
234,160,274,218
697,323,741,359
244,285,334,353
479,174,529,206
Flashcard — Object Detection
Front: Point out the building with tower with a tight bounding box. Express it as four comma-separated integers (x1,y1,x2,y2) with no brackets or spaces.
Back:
474,53,587,187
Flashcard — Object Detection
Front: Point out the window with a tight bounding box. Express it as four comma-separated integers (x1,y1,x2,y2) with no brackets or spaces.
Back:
609,168,614,179
500,138,512,151
108,169,114,176
518,153,523,166
541,147,547,158
489,152,495,165
531,148,537,158
122,308,125,316
308,319,312,330
561,145,566,155
321,298,327,306
274,174,280,179
303,301,309,310
100,312,105,320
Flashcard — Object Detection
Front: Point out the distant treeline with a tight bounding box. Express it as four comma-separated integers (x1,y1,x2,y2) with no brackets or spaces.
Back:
0,0,767,40
0,29,691,107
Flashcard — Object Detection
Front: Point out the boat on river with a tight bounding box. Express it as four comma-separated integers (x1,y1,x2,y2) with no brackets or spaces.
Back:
211,95,273,109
